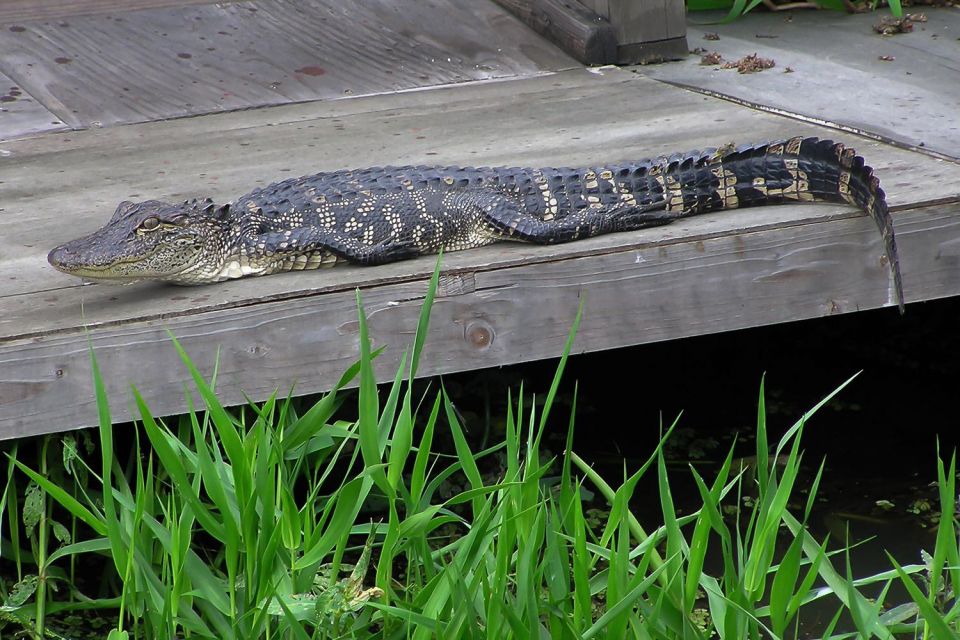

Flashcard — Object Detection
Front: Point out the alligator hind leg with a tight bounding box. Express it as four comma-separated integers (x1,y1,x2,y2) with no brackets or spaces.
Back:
453,191,674,244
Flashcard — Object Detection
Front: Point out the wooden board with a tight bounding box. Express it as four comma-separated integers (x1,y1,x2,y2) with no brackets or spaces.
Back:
0,0,232,23
0,68,68,141
1,68,959,438
641,8,960,160
0,0,576,135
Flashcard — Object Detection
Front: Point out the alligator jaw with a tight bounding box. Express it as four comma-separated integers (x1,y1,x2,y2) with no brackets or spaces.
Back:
47,246,145,283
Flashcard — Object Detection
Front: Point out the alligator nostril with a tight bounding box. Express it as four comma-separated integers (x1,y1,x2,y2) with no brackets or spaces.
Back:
48,245,70,266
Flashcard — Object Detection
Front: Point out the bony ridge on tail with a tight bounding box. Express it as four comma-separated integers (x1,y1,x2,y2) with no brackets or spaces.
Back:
48,136,905,313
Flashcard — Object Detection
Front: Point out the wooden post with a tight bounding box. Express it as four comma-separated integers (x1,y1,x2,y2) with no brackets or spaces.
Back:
497,0,688,65
492,0,618,65
580,0,688,63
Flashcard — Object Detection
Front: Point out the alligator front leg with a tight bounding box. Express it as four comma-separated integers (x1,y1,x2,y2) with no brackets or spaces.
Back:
253,226,423,268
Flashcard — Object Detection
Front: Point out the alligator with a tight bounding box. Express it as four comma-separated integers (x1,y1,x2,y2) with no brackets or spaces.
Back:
48,136,905,312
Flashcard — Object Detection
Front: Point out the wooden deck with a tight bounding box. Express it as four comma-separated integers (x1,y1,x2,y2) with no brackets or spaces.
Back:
0,0,575,136
1,2,959,439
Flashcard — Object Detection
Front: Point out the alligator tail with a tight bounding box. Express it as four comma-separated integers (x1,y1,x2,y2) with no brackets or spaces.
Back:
693,136,904,313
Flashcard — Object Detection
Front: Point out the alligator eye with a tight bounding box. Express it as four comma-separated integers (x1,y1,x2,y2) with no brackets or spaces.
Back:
140,216,161,231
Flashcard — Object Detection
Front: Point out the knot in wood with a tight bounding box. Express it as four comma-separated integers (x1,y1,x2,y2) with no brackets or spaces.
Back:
464,320,494,350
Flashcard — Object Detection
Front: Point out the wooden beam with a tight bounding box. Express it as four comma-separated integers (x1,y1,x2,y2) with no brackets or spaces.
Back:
492,0,617,65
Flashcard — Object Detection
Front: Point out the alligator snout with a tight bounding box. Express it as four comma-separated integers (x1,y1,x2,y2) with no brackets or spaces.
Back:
47,243,73,270
48,241,95,274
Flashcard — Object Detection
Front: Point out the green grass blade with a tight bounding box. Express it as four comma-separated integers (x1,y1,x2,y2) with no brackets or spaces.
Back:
134,389,227,541
781,510,894,640
295,475,373,569
410,393,442,504
167,335,249,493
409,254,442,379
10,460,105,535
534,299,582,447
889,552,959,639
355,289,392,499
283,350,380,451
931,444,959,608
582,563,666,639
768,534,804,636
755,375,769,495
442,388,483,501
88,344,131,581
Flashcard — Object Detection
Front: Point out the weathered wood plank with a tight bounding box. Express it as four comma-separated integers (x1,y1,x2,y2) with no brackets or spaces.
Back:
491,0,617,65
0,68,68,141
0,0,231,23
2,202,957,439
642,9,960,159
0,0,576,132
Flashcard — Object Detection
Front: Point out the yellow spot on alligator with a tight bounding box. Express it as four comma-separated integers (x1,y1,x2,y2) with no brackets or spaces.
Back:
752,176,767,196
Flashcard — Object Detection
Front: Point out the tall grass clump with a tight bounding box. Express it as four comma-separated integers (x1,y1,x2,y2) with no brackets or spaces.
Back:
2,259,956,638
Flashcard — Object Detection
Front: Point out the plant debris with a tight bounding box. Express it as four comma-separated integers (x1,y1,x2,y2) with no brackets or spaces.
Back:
703,32,721,40
700,51,724,65
722,53,776,73
873,13,927,35
878,54,896,61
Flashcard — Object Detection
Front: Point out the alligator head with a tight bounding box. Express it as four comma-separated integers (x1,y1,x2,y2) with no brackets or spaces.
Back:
48,198,233,284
